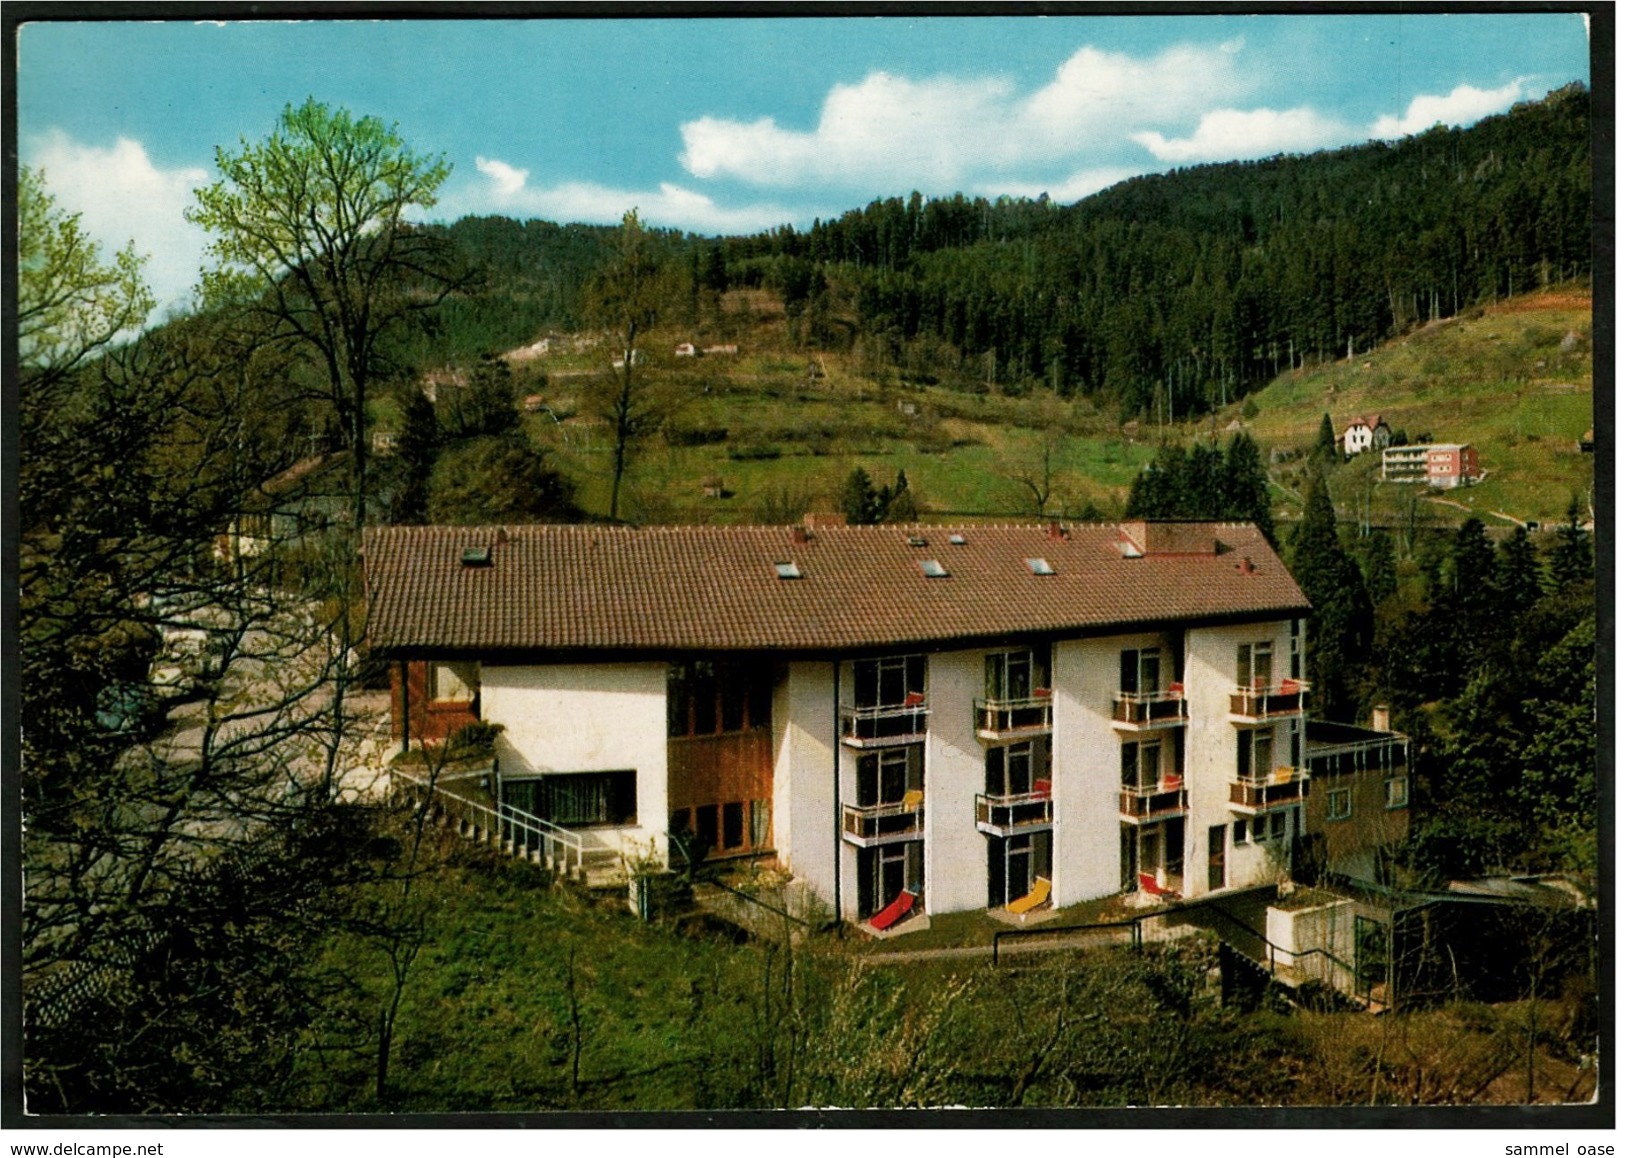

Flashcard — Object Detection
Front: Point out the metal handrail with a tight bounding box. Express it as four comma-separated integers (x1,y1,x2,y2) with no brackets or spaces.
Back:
990,893,1367,1007
394,767,595,876
1114,688,1185,704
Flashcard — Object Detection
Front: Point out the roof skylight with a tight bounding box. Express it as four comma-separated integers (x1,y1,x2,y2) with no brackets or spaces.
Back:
920,559,949,578
461,546,492,567
949,533,968,545
1025,558,1056,575
774,561,803,580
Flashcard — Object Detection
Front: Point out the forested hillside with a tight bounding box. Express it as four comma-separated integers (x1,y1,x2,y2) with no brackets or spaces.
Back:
418,83,1588,418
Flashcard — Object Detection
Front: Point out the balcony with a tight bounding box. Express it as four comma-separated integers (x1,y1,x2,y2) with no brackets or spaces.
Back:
842,795,926,847
1229,766,1311,813
840,700,929,748
974,788,1053,836
1229,680,1310,722
1111,687,1189,731
1120,778,1189,824
974,693,1053,740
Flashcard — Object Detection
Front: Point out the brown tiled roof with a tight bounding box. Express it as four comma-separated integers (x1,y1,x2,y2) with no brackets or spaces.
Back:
362,522,1310,655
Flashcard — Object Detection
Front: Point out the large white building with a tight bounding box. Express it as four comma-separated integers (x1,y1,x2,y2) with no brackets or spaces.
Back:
363,519,1406,927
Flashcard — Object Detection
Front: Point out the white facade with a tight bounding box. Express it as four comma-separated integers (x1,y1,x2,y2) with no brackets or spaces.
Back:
464,616,1307,922
481,661,670,859
1342,421,1390,456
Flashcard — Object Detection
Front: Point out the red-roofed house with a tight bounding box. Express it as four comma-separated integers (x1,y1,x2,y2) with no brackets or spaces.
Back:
362,519,1406,927
1342,414,1392,456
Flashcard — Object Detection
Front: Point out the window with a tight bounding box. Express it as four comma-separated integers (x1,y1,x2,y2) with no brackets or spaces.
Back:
988,739,1047,797
1327,788,1353,822
1385,776,1409,809
524,771,637,828
1290,619,1303,681
751,800,771,847
668,658,773,737
428,662,477,703
854,655,926,710
1120,740,1163,791
858,746,923,807
919,559,949,578
1119,647,1163,695
1251,816,1268,843
1236,641,1274,689
1025,558,1055,576
1233,819,1249,846
722,802,745,849
1236,728,1274,781
774,561,802,579
986,648,1049,701
1269,810,1288,841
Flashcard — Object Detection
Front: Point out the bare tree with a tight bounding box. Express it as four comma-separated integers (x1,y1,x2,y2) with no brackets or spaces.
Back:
586,210,675,521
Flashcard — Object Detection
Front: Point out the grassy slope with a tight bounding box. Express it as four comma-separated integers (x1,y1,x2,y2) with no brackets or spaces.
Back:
503,286,1592,529
1222,287,1595,529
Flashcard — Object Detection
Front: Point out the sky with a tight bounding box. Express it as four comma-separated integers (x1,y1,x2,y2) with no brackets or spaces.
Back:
18,12,1592,314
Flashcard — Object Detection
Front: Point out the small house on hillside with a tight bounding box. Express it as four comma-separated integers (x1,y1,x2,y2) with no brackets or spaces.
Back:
1342,414,1391,456
675,343,697,358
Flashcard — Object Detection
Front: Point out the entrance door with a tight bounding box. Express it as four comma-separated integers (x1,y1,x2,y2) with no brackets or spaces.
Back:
861,842,922,918
1208,824,1227,891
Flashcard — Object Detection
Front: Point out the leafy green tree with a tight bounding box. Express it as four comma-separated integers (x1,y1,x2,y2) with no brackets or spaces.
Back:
189,98,460,525
1495,524,1542,617
388,387,439,524
1360,529,1399,606
1220,433,1275,544
1310,412,1340,470
1547,496,1593,590
1292,473,1372,720
840,467,883,525
18,166,153,385
445,352,520,439
586,209,670,521
428,435,577,524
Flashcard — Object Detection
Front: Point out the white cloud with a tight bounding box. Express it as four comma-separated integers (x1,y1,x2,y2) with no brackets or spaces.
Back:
25,129,210,317
1133,107,1353,163
447,162,800,236
1368,79,1525,138
677,41,1253,193
979,166,1140,203
474,155,529,197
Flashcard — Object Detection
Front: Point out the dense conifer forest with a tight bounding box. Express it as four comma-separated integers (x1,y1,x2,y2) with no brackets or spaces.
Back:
421,83,1589,418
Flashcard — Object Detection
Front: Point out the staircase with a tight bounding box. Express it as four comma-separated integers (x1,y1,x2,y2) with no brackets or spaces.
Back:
392,767,624,888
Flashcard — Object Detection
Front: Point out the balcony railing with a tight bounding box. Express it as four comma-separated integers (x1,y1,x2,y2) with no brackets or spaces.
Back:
840,701,929,748
974,693,1053,739
974,789,1054,836
1229,767,1311,813
1120,779,1189,824
1229,681,1310,721
1111,687,1189,730
842,796,925,846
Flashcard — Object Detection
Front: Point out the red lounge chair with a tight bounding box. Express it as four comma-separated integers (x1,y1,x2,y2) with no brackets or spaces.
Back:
868,889,917,931
1168,682,1184,695
1033,687,1053,698
903,691,926,707
1281,678,1301,694
1033,778,1052,798
1138,872,1181,900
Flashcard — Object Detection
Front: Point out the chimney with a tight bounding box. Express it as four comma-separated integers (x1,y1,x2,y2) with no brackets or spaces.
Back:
791,526,809,545
1237,556,1256,575
1371,704,1391,733
1046,522,1066,541
495,528,509,547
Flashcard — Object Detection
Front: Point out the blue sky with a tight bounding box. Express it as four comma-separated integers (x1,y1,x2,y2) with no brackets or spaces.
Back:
19,13,1592,313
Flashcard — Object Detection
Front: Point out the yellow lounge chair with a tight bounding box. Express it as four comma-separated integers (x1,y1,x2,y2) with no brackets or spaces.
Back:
901,789,924,811
1007,876,1051,915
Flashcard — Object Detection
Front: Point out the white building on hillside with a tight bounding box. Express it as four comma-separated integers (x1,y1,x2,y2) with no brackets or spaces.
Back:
1342,414,1392,456
362,520,1407,929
